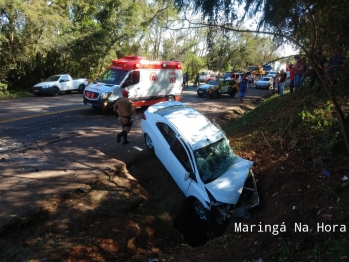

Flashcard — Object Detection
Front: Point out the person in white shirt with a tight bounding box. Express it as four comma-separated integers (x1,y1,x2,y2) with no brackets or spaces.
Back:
248,74,253,88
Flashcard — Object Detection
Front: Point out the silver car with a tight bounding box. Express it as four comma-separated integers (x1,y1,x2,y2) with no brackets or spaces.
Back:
255,77,273,89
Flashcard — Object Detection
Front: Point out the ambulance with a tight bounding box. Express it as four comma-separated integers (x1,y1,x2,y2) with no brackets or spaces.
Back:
83,56,183,109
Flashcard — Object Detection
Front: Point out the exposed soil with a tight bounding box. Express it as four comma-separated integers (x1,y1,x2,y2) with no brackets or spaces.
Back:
1,94,349,262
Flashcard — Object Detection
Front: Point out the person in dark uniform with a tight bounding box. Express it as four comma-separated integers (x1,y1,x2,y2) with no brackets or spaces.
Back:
113,90,136,144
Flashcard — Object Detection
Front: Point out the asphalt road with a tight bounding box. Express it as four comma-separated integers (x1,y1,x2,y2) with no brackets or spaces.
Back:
0,85,272,159
0,84,273,223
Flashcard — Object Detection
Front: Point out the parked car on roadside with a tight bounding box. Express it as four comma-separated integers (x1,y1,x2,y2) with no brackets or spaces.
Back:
197,78,238,98
266,71,278,78
255,77,273,89
199,71,216,82
33,74,88,96
141,101,259,223
220,72,232,80
197,79,218,97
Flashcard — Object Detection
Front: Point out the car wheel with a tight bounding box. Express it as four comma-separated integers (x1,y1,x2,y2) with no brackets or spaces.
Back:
78,84,85,94
193,200,211,222
166,95,175,101
144,133,154,151
51,87,60,96
229,90,236,97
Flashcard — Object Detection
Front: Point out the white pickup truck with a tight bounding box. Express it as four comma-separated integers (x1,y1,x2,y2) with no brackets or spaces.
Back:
199,71,216,82
33,74,88,96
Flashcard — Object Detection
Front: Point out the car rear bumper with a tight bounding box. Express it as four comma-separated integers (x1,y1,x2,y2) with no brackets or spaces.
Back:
33,86,53,95
197,89,209,96
256,85,270,89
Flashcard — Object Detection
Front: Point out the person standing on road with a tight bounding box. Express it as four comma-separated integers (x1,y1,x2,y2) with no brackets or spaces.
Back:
113,90,136,144
194,73,200,86
238,74,242,84
293,55,304,92
184,72,189,88
278,69,287,96
288,64,295,93
239,79,247,103
299,57,309,87
273,72,279,92
248,73,253,88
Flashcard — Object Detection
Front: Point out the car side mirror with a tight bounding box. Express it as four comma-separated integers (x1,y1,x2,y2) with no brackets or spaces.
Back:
184,172,190,181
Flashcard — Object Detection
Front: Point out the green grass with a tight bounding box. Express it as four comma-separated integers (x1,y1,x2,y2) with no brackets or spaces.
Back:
225,87,346,158
0,90,34,99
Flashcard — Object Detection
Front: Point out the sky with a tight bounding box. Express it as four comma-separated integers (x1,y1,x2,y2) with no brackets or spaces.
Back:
237,6,300,58
279,44,299,57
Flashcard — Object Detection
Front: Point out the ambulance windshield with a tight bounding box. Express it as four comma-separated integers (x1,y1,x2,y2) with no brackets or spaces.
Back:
96,68,129,85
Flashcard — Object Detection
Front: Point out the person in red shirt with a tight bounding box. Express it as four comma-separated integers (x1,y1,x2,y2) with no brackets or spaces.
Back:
288,64,295,93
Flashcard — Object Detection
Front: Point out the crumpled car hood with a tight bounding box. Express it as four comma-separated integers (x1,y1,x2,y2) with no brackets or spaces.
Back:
205,157,253,204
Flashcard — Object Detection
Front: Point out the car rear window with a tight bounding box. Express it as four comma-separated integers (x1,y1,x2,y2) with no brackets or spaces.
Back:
154,105,188,116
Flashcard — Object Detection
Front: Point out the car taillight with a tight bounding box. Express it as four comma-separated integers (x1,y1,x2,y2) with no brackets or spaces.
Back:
141,113,146,120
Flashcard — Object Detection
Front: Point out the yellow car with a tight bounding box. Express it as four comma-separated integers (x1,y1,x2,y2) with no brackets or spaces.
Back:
207,78,239,98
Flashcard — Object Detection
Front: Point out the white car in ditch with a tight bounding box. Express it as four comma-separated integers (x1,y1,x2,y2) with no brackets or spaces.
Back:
141,101,259,223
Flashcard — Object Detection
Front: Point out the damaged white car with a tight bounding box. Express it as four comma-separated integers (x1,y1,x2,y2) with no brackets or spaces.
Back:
141,101,259,223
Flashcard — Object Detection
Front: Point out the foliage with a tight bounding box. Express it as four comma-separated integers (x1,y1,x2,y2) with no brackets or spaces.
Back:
226,87,346,158
0,89,33,99
0,0,185,90
0,0,291,94
183,53,206,80
175,0,349,154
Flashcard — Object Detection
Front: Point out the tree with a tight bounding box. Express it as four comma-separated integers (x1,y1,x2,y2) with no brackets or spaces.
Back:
172,0,349,154
0,0,69,88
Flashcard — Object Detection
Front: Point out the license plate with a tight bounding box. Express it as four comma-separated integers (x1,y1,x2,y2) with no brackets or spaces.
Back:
87,102,93,107
198,91,203,93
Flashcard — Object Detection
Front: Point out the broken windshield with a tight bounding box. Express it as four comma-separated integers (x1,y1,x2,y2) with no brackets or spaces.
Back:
194,138,238,184
96,68,129,85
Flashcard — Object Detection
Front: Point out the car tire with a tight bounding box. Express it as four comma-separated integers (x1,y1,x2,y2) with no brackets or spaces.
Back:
51,87,60,96
78,84,85,94
166,95,175,101
193,200,211,222
229,90,236,97
144,133,154,151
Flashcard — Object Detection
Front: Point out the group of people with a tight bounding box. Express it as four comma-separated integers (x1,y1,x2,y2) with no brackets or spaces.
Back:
271,69,288,96
183,72,189,88
286,48,346,93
